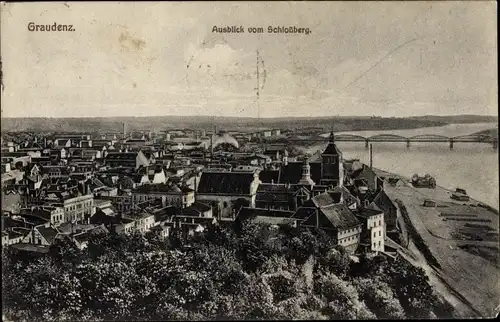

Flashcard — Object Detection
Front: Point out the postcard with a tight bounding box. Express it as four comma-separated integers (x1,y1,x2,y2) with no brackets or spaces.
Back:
1,1,498,320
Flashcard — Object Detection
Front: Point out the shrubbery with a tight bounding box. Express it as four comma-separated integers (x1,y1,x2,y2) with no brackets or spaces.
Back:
2,221,455,321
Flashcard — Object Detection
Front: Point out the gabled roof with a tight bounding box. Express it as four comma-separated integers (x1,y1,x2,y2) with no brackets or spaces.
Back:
357,206,384,219
303,191,342,208
291,207,318,220
280,162,303,184
36,225,60,244
302,204,360,230
188,201,211,213
105,152,137,160
152,206,179,222
322,142,341,155
259,170,280,184
322,132,341,155
197,171,256,195
73,225,109,243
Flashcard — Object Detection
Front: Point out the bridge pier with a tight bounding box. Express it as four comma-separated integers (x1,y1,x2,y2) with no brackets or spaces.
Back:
449,140,454,150
406,139,410,149
493,139,498,150
365,140,369,149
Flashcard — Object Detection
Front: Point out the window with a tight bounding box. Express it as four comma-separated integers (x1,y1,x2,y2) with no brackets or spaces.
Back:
378,241,381,247
223,201,228,208
379,231,381,237
373,242,376,248
373,231,376,238
379,220,381,226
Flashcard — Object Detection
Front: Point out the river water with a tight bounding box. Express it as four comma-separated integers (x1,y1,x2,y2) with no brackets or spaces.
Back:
308,123,499,208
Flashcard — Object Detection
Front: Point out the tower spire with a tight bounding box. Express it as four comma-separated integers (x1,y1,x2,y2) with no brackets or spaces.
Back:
329,131,335,143
298,156,315,186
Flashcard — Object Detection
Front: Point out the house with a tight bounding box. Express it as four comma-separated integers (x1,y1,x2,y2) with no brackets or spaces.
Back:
330,185,361,210
22,224,60,246
105,151,150,170
71,225,109,250
89,211,136,234
172,215,217,231
182,201,213,217
3,230,26,245
196,170,261,219
351,164,383,192
43,165,70,179
135,165,168,185
99,193,133,214
150,223,171,240
242,154,272,166
356,205,385,253
131,183,195,208
18,206,65,227
261,130,272,137
123,211,156,234
45,193,95,224
372,189,399,232
255,183,311,211
292,203,362,254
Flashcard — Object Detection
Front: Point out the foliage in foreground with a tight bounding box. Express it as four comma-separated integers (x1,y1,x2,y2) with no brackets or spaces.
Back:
2,222,455,321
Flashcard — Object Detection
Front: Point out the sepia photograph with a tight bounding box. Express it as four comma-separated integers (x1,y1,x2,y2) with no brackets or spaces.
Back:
1,1,498,320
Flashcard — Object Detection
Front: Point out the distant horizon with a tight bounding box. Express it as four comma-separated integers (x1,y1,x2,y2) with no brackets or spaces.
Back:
2,113,498,120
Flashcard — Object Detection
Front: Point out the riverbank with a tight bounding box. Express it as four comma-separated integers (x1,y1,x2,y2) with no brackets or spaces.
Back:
377,169,499,318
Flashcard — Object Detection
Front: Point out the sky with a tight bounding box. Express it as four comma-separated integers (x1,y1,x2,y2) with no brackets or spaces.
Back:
1,1,497,118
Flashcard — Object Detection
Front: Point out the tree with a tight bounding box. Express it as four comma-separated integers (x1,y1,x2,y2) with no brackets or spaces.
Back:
354,277,405,319
315,273,376,320
49,236,82,266
386,258,436,318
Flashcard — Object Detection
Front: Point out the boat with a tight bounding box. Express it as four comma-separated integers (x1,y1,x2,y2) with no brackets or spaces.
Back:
411,173,436,188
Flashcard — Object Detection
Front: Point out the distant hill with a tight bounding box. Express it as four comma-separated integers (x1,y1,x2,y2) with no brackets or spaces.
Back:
0,114,496,133
408,115,497,124
471,128,498,138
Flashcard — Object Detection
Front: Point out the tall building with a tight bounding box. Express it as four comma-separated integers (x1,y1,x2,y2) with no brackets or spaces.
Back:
319,131,343,187
273,131,344,188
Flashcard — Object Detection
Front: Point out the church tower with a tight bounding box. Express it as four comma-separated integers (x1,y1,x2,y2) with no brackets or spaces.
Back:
298,157,315,186
320,131,342,187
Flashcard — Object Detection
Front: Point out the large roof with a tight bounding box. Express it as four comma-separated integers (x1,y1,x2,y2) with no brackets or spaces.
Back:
197,171,255,195
212,133,239,149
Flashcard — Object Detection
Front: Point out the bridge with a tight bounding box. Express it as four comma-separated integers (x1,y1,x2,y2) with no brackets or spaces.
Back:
284,133,499,150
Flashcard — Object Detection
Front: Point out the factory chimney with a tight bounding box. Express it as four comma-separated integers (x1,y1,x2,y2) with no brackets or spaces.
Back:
369,144,373,168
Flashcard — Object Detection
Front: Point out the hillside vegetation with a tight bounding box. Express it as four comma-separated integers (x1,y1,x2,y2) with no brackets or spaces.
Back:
2,221,456,321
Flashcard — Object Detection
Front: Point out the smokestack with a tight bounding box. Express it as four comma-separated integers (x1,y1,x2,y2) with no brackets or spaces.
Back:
369,144,373,168
123,123,126,141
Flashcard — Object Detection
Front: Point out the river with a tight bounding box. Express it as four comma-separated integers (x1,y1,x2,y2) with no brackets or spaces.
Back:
309,123,498,208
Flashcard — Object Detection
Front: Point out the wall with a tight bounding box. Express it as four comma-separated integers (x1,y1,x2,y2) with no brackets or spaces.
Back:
367,213,385,252
63,194,94,223
132,191,194,208
196,194,253,218
338,225,362,254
